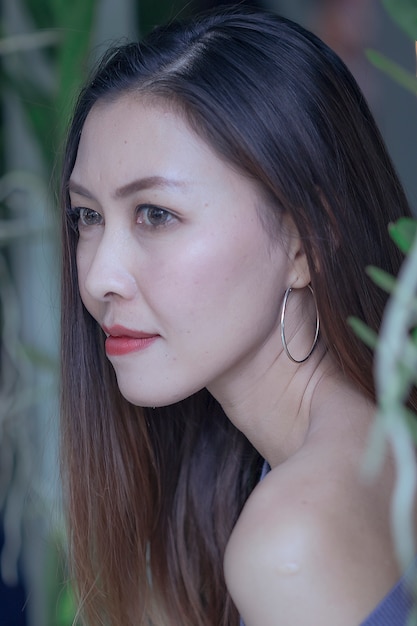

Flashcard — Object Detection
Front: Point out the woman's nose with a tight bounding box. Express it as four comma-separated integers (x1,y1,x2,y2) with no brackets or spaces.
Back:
80,230,138,302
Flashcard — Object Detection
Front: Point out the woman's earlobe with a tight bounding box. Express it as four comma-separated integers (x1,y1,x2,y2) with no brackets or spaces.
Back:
289,248,311,289
286,228,311,289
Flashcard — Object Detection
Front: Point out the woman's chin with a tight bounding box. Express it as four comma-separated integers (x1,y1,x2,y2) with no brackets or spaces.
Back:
117,382,194,409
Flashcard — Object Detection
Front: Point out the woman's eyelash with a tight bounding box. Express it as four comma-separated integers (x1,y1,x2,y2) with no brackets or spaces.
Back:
67,206,104,229
78,208,103,226
136,204,176,228
66,204,177,233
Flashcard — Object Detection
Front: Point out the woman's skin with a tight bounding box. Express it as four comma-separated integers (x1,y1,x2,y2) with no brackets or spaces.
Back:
70,94,400,626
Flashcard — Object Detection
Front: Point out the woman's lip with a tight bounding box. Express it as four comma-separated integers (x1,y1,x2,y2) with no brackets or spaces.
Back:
105,334,159,356
102,324,158,339
102,325,160,356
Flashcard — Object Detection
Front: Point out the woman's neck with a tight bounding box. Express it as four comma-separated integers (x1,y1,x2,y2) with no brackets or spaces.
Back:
209,344,340,467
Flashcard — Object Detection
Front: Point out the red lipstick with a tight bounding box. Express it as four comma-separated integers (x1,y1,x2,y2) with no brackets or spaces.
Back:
103,325,159,356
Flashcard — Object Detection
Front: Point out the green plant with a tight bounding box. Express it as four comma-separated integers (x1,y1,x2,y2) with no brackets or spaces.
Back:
1,0,99,174
0,1,98,624
350,219,417,569
350,0,417,583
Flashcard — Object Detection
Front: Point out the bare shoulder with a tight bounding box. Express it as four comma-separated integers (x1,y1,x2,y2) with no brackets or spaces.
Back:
224,441,400,626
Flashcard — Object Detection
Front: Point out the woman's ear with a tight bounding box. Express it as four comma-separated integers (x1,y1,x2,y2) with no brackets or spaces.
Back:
283,215,311,288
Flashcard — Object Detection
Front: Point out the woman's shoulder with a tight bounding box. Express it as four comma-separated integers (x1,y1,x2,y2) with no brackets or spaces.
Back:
224,437,401,626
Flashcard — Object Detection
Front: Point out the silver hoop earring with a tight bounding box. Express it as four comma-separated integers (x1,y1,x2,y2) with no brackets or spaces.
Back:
280,284,320,364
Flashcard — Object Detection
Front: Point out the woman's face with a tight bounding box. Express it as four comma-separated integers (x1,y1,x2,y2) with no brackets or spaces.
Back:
70,95,296,407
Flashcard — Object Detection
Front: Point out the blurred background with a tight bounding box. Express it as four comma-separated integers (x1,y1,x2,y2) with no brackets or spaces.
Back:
0,0,416,624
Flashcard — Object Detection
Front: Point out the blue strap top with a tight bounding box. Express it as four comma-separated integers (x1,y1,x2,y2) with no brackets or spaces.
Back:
239,574,415,625
239,462,416,625
359,567,415,625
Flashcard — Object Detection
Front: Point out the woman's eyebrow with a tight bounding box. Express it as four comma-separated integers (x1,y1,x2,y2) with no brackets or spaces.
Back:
68,176,189,200
114,176,189,198
68,180,94,199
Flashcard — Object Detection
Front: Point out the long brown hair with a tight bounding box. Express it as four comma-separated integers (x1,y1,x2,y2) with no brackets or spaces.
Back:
61,7,414,625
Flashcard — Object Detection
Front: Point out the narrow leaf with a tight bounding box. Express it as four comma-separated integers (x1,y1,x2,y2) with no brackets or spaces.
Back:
348,317,378,349
366,266,396,293
404,408,417,444
366,50,417,96
389,218,417,254
382,0,417,41
21,344,57,370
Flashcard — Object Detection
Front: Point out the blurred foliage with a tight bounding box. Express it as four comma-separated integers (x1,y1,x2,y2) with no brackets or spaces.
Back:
44,533,79,626
350,0,417,588
366,0,417,96
138,0,196,35
0,0,98,624
382,0,417,41
350,218,417,569
1,0,98,177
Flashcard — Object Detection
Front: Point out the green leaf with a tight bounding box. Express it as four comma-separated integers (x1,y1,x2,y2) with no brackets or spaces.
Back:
54,0,98,153
366,266,396,293
382,0,417,41
366,50,417,96
24,0,56,31
1,69,56,169
55,582,77,625
20,344,57,370
348,316,378,349
0,31,60,56
404,407,417,444
389,218,417,254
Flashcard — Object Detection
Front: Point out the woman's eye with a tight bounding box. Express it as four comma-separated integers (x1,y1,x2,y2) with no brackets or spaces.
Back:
136,205,175,228
78,208,103,227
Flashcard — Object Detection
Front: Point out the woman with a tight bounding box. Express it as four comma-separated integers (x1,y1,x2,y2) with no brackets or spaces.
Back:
61,6,416,625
